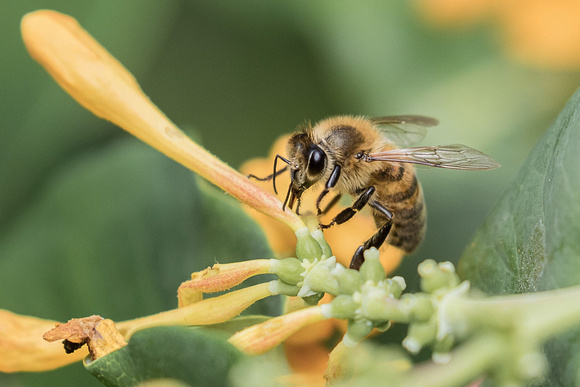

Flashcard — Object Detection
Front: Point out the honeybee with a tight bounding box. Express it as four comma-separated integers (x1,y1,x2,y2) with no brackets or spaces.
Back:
249,115,500,270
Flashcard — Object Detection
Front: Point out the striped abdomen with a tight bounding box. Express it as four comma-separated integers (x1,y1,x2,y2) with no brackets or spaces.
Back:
369,163,426,253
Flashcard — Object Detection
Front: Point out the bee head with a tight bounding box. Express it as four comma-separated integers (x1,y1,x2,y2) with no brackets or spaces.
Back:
284,132,327,211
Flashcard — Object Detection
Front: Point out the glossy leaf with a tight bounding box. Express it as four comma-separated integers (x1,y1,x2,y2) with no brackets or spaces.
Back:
85,327,244,387
459,88,580,385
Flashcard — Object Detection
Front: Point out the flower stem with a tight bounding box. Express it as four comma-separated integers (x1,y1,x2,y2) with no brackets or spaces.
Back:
397,333,503,387
445,284,580,340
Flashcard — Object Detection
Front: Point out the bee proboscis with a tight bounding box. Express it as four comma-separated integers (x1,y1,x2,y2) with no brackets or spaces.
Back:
249,115,500,270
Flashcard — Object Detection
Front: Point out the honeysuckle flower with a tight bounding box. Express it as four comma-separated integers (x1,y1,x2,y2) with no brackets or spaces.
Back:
416,0,580,69
177,259,273,307
21,10,305,234
8,9,408,386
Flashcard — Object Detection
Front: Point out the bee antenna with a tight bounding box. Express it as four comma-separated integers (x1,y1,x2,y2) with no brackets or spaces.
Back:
273,155,291,195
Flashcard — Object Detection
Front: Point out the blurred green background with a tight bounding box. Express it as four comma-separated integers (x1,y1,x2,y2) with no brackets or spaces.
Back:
2,1,580,385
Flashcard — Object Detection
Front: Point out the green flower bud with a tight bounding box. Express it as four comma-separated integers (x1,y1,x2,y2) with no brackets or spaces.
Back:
310,229,332,258
418,259,460,293
330,295,358,319
269,258,303,285
295,227,323,261
268,280,300,296
343,318,374,347
403,320,437,354
400,293,435,322
298,256,339,296
333,265,363,295
361,291,409,323
359,248,385,283
382,276,406,298
432,334,454,363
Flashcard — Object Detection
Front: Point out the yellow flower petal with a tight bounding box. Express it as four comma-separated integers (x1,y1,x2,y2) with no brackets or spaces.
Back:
21,10,304,231
118,282,273,339
229,306,326,355
177,260,272,307
0,309,86,372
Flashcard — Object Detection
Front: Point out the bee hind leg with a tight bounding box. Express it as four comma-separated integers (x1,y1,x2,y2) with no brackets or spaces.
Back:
349,202,393,270
318,193,342,216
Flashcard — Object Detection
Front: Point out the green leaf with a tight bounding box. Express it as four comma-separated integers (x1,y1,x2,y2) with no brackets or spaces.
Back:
85,327,244,387
458,88,580,385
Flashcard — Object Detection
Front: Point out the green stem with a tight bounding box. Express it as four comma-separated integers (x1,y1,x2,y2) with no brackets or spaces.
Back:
396,333,504,387
446,285,580,339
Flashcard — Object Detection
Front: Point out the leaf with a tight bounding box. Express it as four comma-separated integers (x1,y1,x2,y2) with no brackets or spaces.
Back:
458,88,580,385
85,327,244,387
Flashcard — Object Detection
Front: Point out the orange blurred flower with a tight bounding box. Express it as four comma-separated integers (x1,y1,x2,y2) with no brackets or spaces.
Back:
417,0,580,70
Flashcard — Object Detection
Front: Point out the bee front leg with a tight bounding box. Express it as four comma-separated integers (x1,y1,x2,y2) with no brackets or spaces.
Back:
349,202,393,270
318,193,342,215
315,165,342,214
320,186,375,229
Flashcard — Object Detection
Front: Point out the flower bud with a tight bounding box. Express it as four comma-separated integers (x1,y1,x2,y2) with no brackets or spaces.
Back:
359,248,385,283
177,260,271,307
400,293,435,322
343,318,373,347
329,295,358,319
295,227,323,261
268,280,300,297
310,229,332,258
300,259,340,296
418,259,460,293
333,265,363,295
385,276,406,298
402,320,437,354
431,334,454,363
269,258,303,285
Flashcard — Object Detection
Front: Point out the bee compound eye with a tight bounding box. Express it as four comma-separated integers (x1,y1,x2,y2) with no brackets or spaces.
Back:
307,146,326,176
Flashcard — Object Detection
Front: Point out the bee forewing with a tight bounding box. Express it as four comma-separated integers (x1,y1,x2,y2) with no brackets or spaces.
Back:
367,144,501,170
370,115,439,147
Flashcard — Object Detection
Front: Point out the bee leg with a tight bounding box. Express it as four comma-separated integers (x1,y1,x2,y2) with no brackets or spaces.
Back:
318,193,342,215
349,202,393,270
320,186,375,229
316,165,342,214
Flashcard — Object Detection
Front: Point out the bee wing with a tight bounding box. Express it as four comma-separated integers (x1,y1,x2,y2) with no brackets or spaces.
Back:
370,115,439,146
367,144,501,170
